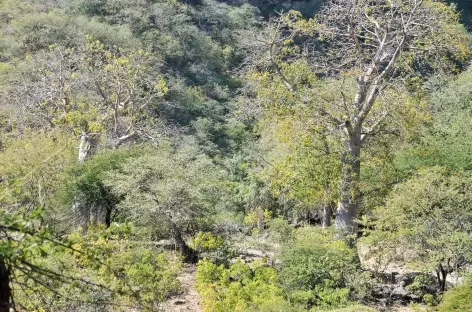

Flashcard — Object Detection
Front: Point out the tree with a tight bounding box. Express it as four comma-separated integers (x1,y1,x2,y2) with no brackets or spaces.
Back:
249,0,470,237
9,37,167,162
103,141,223,261
6,38,168,226
57,148,140,230
258,105,341,227
394,68,472,173
362,167,472,291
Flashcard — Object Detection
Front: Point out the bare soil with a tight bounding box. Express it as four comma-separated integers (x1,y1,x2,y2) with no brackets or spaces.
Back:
160,265,201,312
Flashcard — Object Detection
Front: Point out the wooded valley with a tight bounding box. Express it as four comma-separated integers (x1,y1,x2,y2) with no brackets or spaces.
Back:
1,0,472,311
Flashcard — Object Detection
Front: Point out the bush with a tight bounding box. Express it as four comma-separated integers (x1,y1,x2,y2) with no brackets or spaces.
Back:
268,217,293,243
190,231,235,264
279,227,369,309
196,258,288,312
13,223,182,311
437,279,472,312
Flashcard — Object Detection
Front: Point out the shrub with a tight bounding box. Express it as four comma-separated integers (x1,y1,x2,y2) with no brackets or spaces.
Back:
13,223,182,311
437,279,472,312
279,227,369,309
268,217,293,243
196,258,288,312
190,231,235,264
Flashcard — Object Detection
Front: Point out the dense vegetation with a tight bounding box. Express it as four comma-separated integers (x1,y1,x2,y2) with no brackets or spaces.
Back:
1,0,472,311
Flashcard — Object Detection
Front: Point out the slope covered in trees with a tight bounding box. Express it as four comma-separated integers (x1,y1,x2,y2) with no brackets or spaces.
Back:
0,0,472,311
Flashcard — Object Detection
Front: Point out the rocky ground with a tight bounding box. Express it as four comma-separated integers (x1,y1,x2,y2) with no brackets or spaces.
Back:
158,236,462,312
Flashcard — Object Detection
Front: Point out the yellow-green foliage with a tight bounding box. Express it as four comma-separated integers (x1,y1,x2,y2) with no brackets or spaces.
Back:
437,279,472,312
244,208,272,232
191,231,224,251
0,131,76,205
15,223,182,312
361,167,472,286
279,227,369,309
196,258,287,312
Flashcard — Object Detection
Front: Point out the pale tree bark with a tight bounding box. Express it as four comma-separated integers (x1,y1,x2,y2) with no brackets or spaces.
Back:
74,132,108,228
78,132,92,163
336,127,361,236
256,0,464,239
73,132,91,229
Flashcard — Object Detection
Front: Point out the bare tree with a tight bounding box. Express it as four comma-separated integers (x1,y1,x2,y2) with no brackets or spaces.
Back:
8,39,168,227
249,0,469,238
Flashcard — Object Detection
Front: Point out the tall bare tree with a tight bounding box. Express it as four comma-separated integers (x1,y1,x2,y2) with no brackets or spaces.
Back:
248,0,470,238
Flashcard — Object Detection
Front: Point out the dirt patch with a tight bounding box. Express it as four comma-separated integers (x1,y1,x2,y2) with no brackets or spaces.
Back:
160,264,201,312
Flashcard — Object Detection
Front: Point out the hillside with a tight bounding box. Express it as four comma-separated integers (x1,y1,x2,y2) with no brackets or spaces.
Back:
0,0,472,311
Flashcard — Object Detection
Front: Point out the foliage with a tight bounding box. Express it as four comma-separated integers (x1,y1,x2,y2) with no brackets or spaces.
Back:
8,37,166,145
0,0,471,309
56,147,141,228
395,68,472,173
196,258,290,312
190,231,235,264
268,217,293,243
362,167,472,290
102,141,224,241
279,227,369,309
66,224,182,311
0,206,181,311
0,131,76,213
257,97,341,214
191,232,224,251
437,278,472,312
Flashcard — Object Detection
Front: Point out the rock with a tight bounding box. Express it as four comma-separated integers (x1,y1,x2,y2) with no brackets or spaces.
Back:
391,286,409,299
372,284,394,298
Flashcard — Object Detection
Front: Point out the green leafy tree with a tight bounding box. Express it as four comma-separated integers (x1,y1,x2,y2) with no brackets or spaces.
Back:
395,68,472,173
103,142,224,261
362,167,472,291
258,102,341,227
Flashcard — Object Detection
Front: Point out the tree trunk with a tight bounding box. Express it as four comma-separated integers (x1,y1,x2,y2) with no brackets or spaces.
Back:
171,223,195,263
105,206,113,227
0,257,11,312
78,132,91,163
73,133,93,229
437,264,448,292
322,202,333,228
335,132,361,241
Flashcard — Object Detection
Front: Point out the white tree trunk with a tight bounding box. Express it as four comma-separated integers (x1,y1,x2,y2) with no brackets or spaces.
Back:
73,132,93,229
335,130,361,241
78,132,91,163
